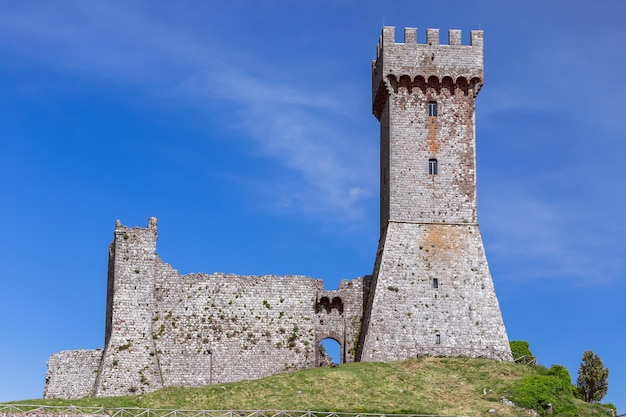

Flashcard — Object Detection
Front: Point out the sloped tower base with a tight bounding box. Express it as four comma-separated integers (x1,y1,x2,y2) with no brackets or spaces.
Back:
359,221,512,362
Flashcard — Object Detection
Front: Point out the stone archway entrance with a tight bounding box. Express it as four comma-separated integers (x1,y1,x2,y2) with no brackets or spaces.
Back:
317,337,341,366
315,292,347,365
314,329,345,366
315,337,345,366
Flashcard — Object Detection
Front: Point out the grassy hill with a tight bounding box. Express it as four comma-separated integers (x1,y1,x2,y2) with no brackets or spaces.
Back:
7,358,614,417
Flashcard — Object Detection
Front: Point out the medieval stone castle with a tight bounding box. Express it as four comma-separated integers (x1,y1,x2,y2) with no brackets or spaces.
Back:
44,26,512,399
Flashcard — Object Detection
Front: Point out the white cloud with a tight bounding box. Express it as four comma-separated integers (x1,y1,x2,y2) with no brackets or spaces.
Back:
481,181,625,286
175,64,377,221
0,2,378,224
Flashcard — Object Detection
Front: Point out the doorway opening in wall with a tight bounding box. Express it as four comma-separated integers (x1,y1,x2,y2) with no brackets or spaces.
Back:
318,338,341,366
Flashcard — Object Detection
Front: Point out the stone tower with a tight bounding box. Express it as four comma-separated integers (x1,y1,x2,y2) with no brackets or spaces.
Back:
94,218,162,396
357,27,512,361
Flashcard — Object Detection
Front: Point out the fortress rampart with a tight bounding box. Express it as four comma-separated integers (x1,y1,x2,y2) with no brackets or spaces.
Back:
45,218,368,399
44,26,511,400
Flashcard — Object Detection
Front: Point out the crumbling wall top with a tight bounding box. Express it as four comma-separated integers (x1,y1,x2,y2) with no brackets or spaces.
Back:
115,217,158,231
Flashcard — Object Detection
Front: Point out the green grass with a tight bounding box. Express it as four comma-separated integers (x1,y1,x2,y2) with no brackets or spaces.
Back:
5,358,615,417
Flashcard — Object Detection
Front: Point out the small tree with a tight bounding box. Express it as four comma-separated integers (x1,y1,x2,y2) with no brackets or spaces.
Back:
576,350,609,402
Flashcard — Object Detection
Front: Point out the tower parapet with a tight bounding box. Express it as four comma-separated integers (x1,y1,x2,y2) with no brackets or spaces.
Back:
373,27,484,120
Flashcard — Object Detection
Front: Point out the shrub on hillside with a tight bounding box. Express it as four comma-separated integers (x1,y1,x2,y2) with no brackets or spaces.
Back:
546,364,578,396
509,372,577,417
546,364,571,383
509,340,534,364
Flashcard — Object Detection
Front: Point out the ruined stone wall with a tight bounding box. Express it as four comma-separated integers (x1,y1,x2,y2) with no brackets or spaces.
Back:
43,349,102,399
93,219,161,397
151,268,323,388
45,219,365,398
314,276,370,364
148,261,366,391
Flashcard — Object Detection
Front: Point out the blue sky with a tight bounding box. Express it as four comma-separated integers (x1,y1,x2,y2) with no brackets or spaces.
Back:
0,0,624,411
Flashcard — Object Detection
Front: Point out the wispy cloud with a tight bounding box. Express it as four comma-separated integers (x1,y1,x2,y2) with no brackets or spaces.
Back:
168,50,377,223
481,181,625,286
0,2,377,223
472,10,626,289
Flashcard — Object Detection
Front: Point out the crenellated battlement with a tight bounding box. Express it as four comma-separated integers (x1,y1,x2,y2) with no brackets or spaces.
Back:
372,26,484,120
373,26,484,78
375,27,483,57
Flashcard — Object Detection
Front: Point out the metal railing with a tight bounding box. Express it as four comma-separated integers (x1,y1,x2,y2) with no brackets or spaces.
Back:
0,405,468,417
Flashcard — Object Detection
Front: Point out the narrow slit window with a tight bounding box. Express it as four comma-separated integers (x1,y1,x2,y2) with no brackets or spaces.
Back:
428,158,438,175
432,278,439,289
435,334,441,345
428,101,438,117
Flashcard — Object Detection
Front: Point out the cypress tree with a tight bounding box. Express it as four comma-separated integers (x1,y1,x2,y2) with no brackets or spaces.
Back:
576,350,609,402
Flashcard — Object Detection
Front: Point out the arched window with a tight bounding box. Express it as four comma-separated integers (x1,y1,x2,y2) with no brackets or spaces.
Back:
428,101,438,117
428,158,438,175
316,297,331,314
331,297,344,315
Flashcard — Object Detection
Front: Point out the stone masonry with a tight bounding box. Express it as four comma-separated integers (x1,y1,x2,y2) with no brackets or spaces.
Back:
45,218,368,399
357,27,511,361
44,26,511,400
